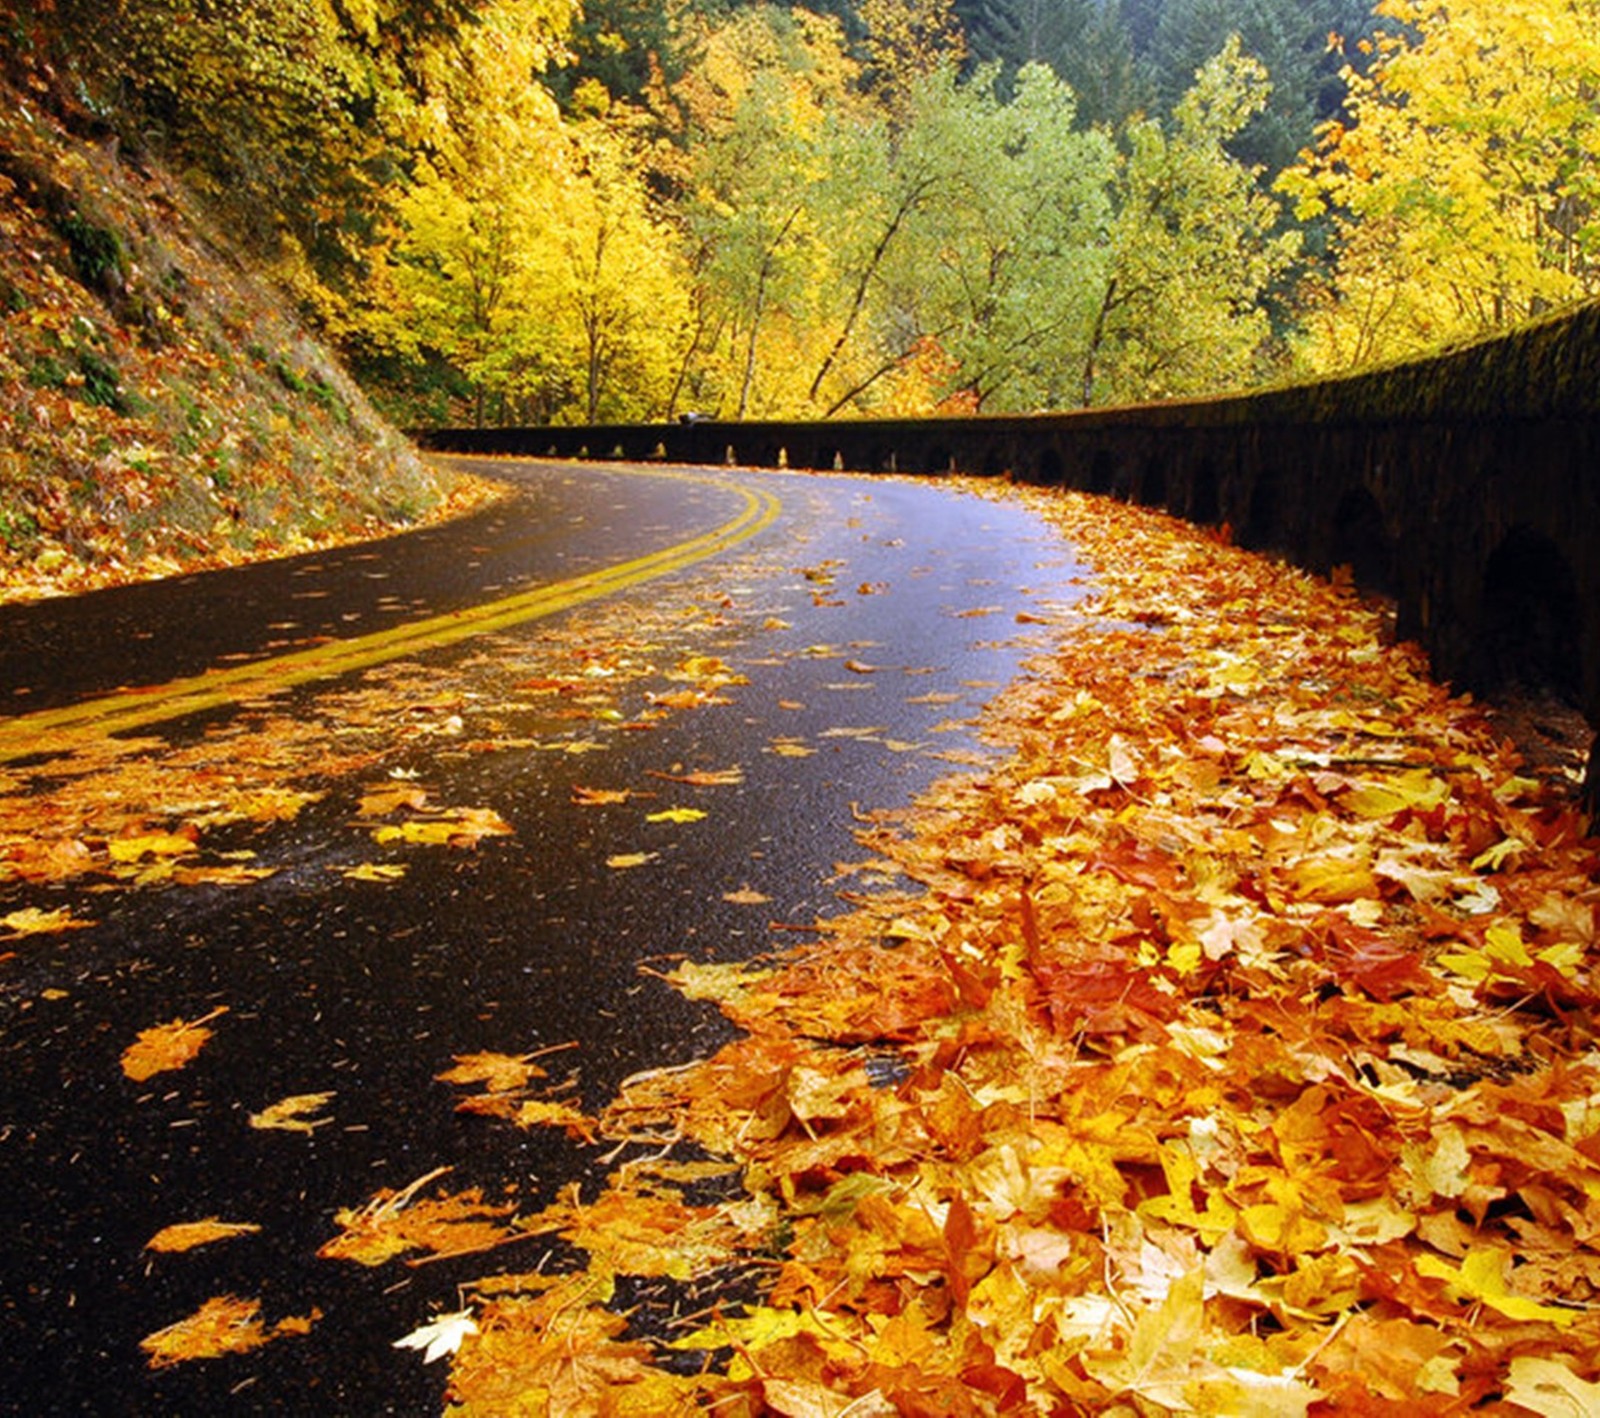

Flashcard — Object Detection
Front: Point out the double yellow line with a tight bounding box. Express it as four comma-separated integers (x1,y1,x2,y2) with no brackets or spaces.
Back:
0,471,782,766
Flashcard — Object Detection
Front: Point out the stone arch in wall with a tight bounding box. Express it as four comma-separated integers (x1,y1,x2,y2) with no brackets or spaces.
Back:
1188,460,1220,525
1137,457,1168,509
1477,525,1583,703
1242,467,1282,550
1087,449,1118,496
1330,487,1397,595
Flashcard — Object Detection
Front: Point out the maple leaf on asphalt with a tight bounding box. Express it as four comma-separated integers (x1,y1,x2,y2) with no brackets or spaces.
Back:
340,862,407,882
140,1295,317,1368
249,1091,335,1133
358,784,431,817
0,906,93,938
120,1007,227,1082
646,807,707,824
319,1167,519,1266
572,785,632,805
645,766,744,786
108,829,199,864
394,1309,478,1364
514,1098,597,1142
145,1219,262,1253
370,805,512,848
436,1052,547,1093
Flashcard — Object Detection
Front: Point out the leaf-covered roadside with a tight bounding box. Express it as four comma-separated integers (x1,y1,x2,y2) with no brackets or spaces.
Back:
0,79,491,604
438,487,1600,1414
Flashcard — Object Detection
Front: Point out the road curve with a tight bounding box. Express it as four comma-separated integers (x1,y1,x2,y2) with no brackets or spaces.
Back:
0,459,1092,1414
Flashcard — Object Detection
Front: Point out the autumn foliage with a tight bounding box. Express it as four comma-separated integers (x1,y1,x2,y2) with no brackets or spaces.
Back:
0,71,490,602
414,486,1600,1414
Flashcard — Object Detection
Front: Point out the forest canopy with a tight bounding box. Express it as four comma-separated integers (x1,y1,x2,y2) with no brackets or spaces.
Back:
9,0,1599,426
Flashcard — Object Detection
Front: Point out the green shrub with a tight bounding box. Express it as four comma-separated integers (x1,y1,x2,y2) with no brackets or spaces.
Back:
76,349,125,409
0,508,39,549
26,355,70,390
56,211,127,294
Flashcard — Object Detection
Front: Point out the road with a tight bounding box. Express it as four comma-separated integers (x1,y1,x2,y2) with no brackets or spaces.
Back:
0,459,1090,1414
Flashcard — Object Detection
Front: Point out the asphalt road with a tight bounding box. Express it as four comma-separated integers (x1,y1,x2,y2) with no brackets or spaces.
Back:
0,459,1091,1414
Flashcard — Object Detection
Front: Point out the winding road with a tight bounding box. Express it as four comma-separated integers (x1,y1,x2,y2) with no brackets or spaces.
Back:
0,459,1090,1414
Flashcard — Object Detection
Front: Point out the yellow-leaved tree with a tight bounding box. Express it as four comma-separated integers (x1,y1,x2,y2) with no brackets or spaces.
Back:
369,0,576,425
1280,0,1600,370
557,120,692,424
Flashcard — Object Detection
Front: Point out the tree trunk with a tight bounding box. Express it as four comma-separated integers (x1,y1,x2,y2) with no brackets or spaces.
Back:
738,204,803,420
1081,276,1116,408
1584,729,1600,835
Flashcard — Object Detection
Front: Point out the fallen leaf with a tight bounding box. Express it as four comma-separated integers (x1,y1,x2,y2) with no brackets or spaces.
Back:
646,807,707,825
394,1309,478,1364
171,863,277,887
572,785,632,806
723,887,772,905
1414,1247,1579,1326
437,1053,546,1093
646,767,744,787
1,906,94,937
371,806,512,848
606,852,657,869
140,1295,316,1368
341,862,408,882
1504,1356,1600,1417
250,1091,335,1133
146,1219,262,1253
514,1098,597,1141
121,1007,227,1082
108,830,199,864
319,1168,518,1266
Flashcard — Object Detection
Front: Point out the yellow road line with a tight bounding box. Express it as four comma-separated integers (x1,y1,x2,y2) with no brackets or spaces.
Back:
0,470,782,765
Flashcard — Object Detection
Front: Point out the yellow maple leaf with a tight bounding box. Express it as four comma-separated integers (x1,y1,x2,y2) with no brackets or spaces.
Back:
646,807,707,824
319,1168,518,1266
371,806,512,848
1138,1143,1238,1243
250,1091,335,1133
108,830,198,864
121,1007,227,1082
1,906,94,937
341,862,407,882
437,1052,546,1093
1416,1247,1579,1326
514,1098,596,1142
140,1294,316,1368
1342,771,1451,820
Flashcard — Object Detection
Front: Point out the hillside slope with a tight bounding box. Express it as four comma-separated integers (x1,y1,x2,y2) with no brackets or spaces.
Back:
0,78,484,604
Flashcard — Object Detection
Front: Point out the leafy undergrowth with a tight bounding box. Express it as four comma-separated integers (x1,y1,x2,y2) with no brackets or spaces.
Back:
0,77,490,604
425,487,1600,1415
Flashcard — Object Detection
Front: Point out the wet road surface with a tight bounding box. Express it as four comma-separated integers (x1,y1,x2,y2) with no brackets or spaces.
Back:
0,460,1090,1413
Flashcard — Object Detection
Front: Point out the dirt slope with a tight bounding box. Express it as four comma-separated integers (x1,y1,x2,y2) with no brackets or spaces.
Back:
0,75,481,604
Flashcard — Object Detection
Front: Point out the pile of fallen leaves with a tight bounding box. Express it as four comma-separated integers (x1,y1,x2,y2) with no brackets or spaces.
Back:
0,77,487,603
417,486,1600,1414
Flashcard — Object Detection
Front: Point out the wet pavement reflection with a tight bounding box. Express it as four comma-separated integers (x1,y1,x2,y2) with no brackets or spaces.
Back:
0,464,1090,1413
